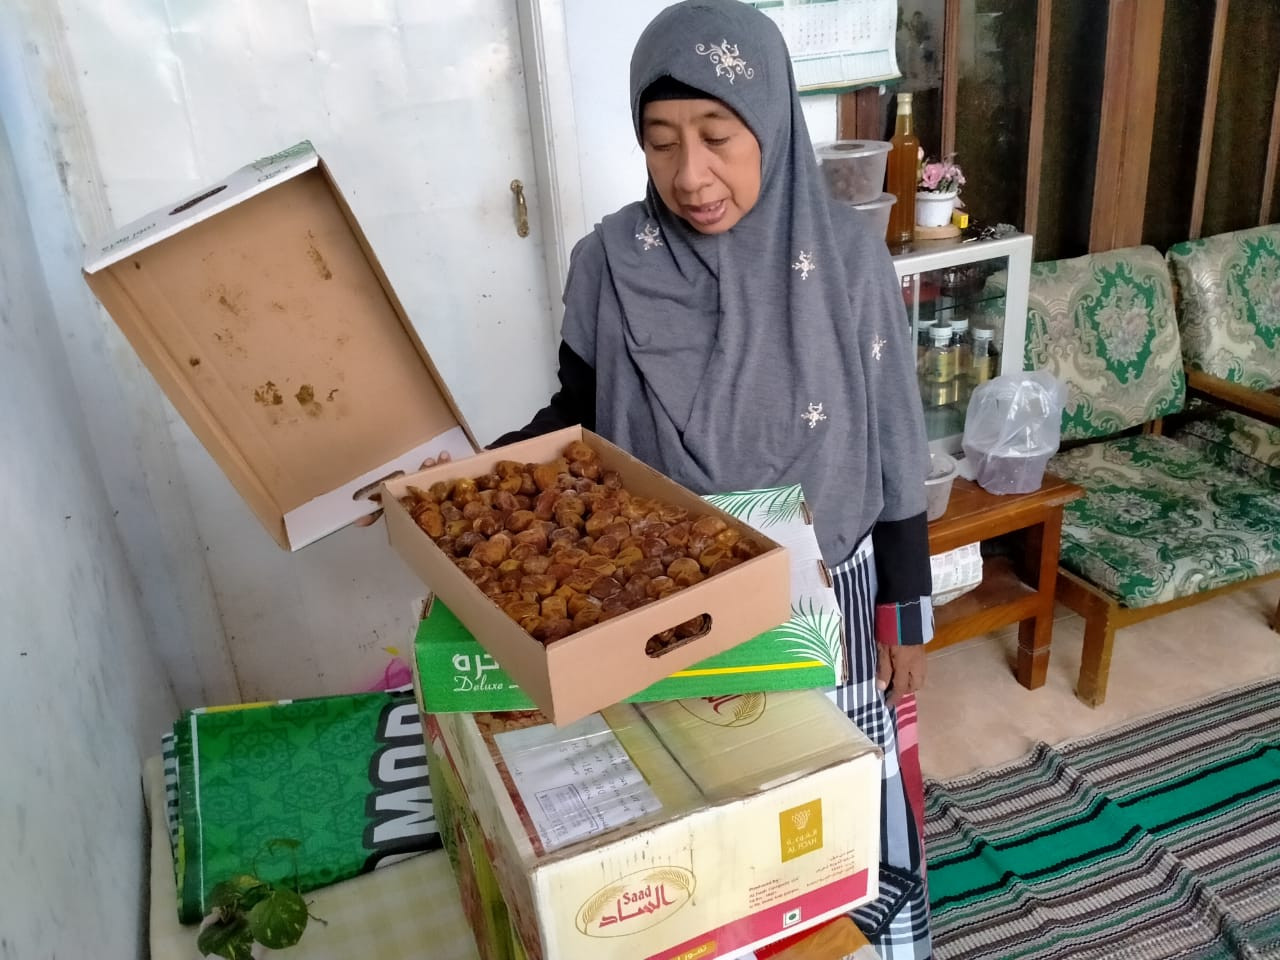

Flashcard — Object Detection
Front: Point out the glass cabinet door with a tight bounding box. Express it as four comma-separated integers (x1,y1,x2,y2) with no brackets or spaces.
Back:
892,232,1032,450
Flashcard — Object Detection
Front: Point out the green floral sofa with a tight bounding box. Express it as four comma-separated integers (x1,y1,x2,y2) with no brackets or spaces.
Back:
1166,224,1280,488
1024,244,1280,707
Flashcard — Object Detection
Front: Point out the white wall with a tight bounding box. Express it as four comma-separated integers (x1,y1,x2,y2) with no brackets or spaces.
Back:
4,4,239,712
0,90,176,960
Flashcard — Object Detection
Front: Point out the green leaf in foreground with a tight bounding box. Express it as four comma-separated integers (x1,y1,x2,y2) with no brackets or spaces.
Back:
210,874,269,912
196,911,254,960
247,887,309,950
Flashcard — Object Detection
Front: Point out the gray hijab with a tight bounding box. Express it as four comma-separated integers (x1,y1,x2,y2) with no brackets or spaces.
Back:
561,0,927,565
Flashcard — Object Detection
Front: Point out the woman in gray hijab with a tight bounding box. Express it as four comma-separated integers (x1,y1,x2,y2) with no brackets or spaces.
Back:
497,1,934,954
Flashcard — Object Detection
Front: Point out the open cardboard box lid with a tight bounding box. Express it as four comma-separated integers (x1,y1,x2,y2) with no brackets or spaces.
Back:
83,141,479,550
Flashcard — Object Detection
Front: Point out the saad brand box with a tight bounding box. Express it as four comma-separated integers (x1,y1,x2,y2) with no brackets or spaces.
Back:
422,689,882,960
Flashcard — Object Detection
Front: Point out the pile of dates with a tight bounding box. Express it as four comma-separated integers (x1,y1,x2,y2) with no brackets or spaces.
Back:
399,440,765,647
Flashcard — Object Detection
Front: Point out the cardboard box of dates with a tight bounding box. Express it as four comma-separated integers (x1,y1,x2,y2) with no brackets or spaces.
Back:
424,690,881,960
412,483,846,715
382,426,792,726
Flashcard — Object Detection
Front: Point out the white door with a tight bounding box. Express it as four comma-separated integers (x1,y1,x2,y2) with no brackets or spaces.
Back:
52,0,558,700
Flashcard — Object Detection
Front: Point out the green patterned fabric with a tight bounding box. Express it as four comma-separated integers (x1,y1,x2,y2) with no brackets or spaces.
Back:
1024,247,1185,441
1049,434,1280,607
1176,402,1280,490
1167,224,1280,389
171,689,438,923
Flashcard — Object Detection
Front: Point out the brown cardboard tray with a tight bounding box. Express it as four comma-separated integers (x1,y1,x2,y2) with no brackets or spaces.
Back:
382,426,792,725
83,141,477,550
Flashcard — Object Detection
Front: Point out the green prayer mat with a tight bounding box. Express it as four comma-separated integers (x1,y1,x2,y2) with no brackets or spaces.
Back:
168,688,439,923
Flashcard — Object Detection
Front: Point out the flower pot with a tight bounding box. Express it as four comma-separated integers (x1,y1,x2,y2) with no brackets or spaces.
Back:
915,190,957,228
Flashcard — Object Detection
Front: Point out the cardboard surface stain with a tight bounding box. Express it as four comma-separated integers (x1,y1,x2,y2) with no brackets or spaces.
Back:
213,329,248,359
306,231,333,280
295,383,323,418
254,381,284,406
188,356,201,367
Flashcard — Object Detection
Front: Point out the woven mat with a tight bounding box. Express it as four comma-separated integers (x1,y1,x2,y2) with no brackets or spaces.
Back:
924,679,1280,960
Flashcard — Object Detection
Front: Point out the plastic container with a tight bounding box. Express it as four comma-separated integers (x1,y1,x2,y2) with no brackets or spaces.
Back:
968,446,1055,495
815,140,892,204
847,192,897,240
962,372,1067,495
925,452,959,521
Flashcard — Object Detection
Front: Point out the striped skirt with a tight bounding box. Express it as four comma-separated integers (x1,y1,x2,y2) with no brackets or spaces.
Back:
830,536,933,960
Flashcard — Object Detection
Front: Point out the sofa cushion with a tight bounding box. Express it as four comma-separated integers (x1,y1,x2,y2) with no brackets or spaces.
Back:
1049,434,1280,608
1167,224,1280,390
1025,247,1186,442
1176,403,1280,490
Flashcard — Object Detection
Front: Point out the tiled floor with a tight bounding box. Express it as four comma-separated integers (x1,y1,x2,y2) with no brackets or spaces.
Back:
916,580,1280,780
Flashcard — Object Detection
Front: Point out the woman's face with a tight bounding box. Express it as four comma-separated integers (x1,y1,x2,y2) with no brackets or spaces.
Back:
641,98,762,234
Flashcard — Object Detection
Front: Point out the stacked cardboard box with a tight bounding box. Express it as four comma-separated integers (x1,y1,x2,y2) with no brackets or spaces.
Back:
421,692,881,960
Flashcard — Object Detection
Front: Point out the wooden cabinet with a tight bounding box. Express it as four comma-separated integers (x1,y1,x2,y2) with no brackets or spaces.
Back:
926,473,1083,688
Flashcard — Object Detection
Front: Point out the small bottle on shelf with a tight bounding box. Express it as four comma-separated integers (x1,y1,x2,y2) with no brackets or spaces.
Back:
970,326,998,390
920,323,958,408
885,93,919,246
916,324,932,374
950,317,971,380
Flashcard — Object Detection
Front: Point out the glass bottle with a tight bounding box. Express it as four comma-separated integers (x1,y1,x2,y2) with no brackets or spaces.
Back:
970,326,998,389
950,317,971,403
920,324,957,408
950,317,971,378
885,93,919,246
916,323,932,374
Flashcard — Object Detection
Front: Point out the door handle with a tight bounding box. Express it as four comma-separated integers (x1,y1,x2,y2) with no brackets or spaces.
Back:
510,179,529,238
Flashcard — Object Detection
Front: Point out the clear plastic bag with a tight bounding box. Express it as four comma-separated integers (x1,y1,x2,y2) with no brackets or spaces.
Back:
962,371,1068,494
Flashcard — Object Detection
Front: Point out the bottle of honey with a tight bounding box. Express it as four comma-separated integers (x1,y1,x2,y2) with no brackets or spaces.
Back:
886,92,919,246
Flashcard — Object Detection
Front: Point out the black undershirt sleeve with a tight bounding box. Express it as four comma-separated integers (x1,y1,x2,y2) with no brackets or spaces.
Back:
871,512,933,605
489,341,597,448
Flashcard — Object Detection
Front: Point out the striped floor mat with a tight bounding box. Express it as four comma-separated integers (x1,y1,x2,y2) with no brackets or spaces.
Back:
924,679,1280,960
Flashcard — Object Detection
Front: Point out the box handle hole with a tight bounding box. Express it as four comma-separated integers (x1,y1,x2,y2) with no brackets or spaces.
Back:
645,613,712,659
170,184,228,215
352,469,405,502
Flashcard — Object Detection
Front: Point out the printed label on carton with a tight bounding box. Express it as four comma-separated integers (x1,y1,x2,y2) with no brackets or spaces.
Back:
677,693,768,727
574,866,697,938
493,715,662,853
779,799,824,863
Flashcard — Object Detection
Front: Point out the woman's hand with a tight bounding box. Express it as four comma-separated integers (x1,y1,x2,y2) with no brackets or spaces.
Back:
352,452,452,527
875,642,926,708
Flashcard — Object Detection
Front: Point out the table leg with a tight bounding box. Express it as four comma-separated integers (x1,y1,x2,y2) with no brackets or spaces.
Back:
1014,507,1065,689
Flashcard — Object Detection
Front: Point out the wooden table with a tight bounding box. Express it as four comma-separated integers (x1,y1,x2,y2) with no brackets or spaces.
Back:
927,472,1084,689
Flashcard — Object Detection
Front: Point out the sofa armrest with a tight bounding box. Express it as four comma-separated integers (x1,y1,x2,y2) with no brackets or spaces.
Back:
1185,368,1280,426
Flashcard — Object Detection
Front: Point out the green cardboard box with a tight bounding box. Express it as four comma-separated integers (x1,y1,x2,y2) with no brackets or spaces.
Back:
414,485,845,713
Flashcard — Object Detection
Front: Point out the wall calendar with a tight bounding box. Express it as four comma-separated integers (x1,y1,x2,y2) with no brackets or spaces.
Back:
746,0,901,93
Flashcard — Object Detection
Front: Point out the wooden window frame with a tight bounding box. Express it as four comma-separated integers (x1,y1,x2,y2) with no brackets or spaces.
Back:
841,0,1277,254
